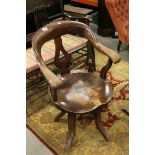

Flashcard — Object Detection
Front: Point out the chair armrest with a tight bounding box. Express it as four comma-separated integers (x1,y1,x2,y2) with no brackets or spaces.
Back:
40,65,63,89
88,39,121,64
63,12,92,24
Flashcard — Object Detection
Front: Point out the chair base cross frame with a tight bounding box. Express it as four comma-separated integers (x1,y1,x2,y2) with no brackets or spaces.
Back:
48,84,111,152
32,20,121,152
54,108,111,152
47,69,114,152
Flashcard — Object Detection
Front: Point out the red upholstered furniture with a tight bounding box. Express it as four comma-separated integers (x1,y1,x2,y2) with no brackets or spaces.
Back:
105,0,129,51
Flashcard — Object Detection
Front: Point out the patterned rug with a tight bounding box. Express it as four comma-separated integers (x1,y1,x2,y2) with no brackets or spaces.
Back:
27,51,129,155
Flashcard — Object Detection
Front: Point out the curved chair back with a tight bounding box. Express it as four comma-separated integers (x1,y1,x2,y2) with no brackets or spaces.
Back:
32,20,96,76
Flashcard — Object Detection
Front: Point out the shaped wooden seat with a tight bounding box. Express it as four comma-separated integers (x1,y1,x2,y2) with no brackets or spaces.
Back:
32,20,121,152
57,72,113,113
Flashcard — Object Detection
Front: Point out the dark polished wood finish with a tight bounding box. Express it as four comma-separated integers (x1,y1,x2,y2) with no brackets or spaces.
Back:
57,72,113,113
122,109,129,116
94,109,111,141
100,58,112,79
32,20,121,152
65,113,76,152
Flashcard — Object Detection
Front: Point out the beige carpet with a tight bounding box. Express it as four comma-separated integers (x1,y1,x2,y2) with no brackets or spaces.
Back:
27,50,129,155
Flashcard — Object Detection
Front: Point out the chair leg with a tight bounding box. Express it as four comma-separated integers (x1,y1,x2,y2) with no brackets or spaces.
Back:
122,109,129,116
94,110,111,142
65,113,76,152
54,111,66,122
117,40,122,52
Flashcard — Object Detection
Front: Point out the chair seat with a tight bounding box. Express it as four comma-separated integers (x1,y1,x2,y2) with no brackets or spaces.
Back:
26,34,87,73
56,72,113,113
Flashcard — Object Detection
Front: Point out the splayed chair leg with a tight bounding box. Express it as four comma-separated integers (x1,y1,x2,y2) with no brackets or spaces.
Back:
54,111,66,122
117,40,122,52
122,109,129,116
65,113,76,152
94,110,111,142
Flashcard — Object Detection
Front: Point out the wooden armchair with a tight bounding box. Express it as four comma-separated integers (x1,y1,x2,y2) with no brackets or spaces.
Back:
32,20,121,152
105,0,129,51
26,0,92,99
